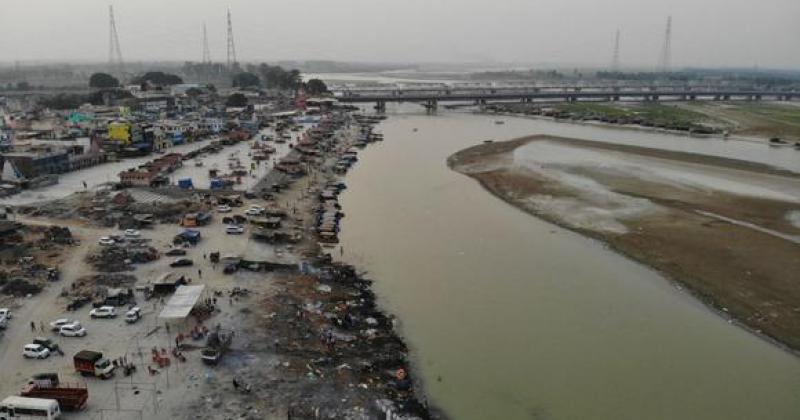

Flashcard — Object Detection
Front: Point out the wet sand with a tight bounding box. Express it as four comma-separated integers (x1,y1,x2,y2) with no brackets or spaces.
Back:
448,135,800,352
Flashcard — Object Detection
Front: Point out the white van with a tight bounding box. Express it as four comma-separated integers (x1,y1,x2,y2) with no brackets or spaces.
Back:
0,396,61,419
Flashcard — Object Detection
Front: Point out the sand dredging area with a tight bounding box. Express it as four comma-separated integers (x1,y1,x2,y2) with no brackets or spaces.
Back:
448,135,800,352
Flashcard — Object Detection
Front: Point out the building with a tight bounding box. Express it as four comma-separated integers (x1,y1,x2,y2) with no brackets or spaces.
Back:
135,94,174,113
202,118,225,134
118,168,159,187
107,120,143,145
1,149,70,181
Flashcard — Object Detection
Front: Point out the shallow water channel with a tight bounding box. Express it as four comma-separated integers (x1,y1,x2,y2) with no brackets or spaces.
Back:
336,108,800,420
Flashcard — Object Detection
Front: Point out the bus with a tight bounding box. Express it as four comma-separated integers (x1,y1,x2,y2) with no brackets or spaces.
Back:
0,396,61,420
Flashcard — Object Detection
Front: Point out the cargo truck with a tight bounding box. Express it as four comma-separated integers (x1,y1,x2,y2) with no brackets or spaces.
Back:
20,374,88,411
72,351,115,379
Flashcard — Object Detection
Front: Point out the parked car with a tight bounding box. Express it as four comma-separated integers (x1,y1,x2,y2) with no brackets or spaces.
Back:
66,296,90,311
23,344,51,359
89,306,117,319
123,229,141,238
124,307,142,324
0,315,7,329
32,337,61,354
50,318,76,331
217,205,232,213
0,308,11,319
170,258,194,267
225,225,245,235
59,323,87,337
245,206,265,216
98,237,115,246
165,248,187,256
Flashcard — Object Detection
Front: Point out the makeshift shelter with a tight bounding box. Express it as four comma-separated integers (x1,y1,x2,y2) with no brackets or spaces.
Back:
158,285,205,320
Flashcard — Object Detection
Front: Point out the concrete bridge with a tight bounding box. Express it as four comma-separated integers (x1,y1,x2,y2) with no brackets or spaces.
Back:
331,85,798,111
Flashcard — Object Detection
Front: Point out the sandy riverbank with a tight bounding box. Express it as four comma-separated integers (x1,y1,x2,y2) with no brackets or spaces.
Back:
448,135,800,352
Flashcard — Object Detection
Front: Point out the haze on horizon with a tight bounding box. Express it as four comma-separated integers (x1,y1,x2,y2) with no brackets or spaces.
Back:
1,0,799,70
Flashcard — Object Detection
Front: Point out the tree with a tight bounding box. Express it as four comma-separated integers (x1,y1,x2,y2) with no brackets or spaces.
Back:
89,72,120,89
226,93,248,107
185,87,203,97
132,71,184,86
256,63,303,90
305,78,328,95
232,72,261,89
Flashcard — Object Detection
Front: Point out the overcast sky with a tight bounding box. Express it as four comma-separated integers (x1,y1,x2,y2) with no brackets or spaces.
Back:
1,0,798,69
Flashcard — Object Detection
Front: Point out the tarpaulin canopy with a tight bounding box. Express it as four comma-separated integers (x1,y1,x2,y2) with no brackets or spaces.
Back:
158,285,205,319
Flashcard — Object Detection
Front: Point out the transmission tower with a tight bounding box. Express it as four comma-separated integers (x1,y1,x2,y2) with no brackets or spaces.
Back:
611,29,620,71
226,8,237,69
658,16,672,73
108,5,124,72
202,22,212,64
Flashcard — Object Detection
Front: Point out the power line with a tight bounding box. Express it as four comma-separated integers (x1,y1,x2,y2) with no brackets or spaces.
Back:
226,8,237,69
108,5,124,73
202,22,211,64
658,16,672,72
611,29,620,71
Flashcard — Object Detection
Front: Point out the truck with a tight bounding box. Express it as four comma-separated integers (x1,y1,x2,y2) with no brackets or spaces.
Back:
20,373,88,411
201,327,234,366
73,350,115,379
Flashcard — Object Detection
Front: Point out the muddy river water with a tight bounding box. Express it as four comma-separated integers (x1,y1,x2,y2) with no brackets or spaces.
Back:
336,108,800,420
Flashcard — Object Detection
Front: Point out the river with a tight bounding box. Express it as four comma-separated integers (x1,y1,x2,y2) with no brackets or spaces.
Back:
335,106,800,420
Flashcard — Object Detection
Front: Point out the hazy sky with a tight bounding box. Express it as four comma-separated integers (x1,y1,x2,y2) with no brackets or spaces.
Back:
1,0,799,69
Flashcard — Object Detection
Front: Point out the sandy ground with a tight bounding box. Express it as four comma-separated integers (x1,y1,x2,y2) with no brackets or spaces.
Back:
449,135,800,353
0,195,300,420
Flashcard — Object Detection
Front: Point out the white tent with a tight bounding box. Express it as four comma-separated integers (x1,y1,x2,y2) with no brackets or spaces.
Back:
158,285,205,319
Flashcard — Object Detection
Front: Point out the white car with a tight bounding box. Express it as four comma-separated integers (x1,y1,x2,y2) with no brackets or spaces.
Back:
123,229,141,238
0,308,11,319
217,205,232,213
98,237,115,246
23,344,50,359
226,225,245,235
125,307,142,323
49,318,76,331
245,207,264,216
59,323,87,337
89,306,117,319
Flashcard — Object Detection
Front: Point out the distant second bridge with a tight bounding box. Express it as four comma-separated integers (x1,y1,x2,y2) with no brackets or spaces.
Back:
331,85,798,110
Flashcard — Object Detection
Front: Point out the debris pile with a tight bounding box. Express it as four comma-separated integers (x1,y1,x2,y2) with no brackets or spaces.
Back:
260,260,433,419
86,244,159,272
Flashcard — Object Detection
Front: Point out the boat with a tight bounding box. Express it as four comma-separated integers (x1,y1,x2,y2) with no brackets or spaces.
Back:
494,120,505,125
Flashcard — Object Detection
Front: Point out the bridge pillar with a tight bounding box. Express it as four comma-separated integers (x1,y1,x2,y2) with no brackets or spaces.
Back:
652,95,660,102
689,95,697,101
423,99,438,113
613,95,620,102
713,95,721,101
375,100,386,113
754,94,762,101
723,95,730,101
